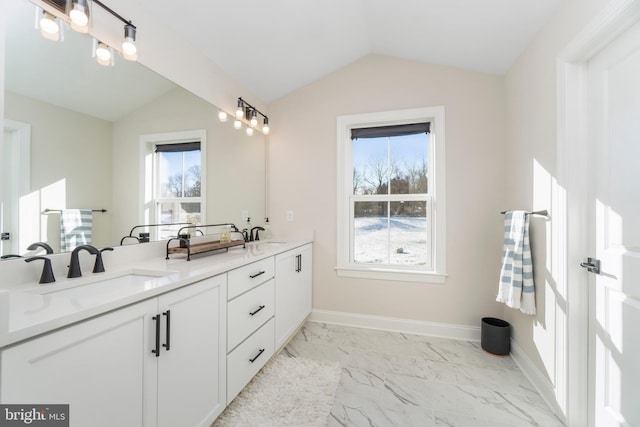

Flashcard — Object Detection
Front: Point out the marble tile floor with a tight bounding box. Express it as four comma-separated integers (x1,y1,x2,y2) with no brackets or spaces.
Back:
281,321,565,427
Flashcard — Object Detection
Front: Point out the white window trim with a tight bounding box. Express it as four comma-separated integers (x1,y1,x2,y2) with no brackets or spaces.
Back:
336,107,446,283
139,129,207,237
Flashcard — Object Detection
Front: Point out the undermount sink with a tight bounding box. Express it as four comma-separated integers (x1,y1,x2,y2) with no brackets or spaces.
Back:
30,269,173,303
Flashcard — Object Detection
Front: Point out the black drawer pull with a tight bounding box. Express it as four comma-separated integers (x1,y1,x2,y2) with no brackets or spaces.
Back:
249,305,266,316
249,348,265,363
249,271,266,279
162,310,171,351
151,315,161,357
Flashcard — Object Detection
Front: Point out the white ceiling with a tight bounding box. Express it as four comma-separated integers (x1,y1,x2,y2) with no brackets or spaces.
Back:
149,0,564,103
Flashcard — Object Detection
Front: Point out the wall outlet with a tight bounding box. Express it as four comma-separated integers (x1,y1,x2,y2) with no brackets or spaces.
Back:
242,210,249,222
286,210,294,222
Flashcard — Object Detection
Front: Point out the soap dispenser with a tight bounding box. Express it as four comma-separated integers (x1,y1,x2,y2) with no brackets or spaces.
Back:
263,217,272,239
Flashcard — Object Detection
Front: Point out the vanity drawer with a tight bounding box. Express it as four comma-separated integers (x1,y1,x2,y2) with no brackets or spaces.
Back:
227,279,274,351
228,257,275,300
227,318,275,404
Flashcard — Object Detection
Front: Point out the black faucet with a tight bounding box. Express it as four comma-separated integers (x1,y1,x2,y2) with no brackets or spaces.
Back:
27,242,54,254
93,247,114,273
25,256,56,284
250,226,266,241
67,245,99,278
241,229,250,242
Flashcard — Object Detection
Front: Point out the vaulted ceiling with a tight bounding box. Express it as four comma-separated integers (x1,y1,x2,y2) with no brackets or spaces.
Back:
149,0,564,103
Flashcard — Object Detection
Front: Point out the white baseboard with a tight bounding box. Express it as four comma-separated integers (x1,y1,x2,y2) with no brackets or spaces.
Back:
510,339,566,424
309,309,481,341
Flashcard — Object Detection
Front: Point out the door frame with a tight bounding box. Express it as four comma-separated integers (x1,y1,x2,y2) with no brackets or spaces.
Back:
2,119,30,255
557,1,640,425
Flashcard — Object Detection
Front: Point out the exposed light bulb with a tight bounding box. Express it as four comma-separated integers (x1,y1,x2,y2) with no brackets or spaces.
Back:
218,110,228,122
95,42,112,66
235,99,244,118
122,24,137,60
234,119,242,130
70,0,89,32
246,127,254,136
250,110,258,127
39,11,60,41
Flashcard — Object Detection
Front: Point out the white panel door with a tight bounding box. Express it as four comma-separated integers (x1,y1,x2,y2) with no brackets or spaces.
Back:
587,19,640,427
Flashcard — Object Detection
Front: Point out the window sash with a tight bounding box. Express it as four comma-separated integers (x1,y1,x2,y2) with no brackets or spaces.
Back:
349,194,432,270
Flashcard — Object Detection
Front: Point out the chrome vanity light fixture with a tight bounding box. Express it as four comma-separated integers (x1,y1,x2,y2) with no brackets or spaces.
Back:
34,0,139,64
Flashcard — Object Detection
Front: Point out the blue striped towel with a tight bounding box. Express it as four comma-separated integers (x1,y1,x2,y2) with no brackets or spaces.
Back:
496,211,536,315
60,209,93,252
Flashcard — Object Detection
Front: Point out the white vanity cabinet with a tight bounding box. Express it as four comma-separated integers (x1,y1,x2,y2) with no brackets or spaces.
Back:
275,244,313,349
1,299,154,427
226,258,275,404
0,274,226,427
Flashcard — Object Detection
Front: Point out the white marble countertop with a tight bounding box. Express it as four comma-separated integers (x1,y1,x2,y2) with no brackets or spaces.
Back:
0,237,312,348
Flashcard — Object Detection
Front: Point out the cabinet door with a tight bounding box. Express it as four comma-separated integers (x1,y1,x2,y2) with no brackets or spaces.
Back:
156,275,226,427
275,244,313,349
0,299,156,427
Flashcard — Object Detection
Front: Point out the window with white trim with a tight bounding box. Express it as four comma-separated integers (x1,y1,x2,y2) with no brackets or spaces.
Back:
154,142,202,240
336,107,446,283
140,130,206,241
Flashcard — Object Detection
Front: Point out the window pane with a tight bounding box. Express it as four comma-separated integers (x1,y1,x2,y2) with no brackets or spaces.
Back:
353,200,428,266
354,201,389,264
389,134,428,194
389,201,428,265
157,151,201,198
158,202,201,237
353,137,388,195
158,152,183,197
183,151,201,197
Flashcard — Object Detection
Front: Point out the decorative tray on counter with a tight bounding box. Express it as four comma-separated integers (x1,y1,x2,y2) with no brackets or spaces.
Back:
165,238,245,261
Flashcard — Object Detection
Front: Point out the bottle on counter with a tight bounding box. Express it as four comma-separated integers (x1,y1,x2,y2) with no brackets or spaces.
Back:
263,217,272,239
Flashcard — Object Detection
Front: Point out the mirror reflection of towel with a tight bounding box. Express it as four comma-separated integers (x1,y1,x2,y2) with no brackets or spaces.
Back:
60,209,93,252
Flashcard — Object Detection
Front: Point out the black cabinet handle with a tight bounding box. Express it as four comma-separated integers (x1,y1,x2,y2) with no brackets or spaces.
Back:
249,271,265,279
296,254,302,272
162,310,171,351
152,315,161,357
249,348,265,363
249,305,266,316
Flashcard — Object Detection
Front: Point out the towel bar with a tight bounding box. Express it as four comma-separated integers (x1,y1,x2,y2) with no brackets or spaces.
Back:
500,209,548,217
43,208,107,214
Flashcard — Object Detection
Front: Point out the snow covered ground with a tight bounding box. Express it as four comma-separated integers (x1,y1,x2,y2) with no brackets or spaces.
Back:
353,216,427,265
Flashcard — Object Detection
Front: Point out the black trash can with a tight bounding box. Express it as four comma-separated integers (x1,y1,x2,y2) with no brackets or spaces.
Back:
481,317,510,356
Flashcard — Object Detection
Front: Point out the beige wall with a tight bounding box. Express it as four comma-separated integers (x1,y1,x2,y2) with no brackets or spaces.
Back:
5,92,112,251
504,0,609,403
112,87,265,240
268,55,507,326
